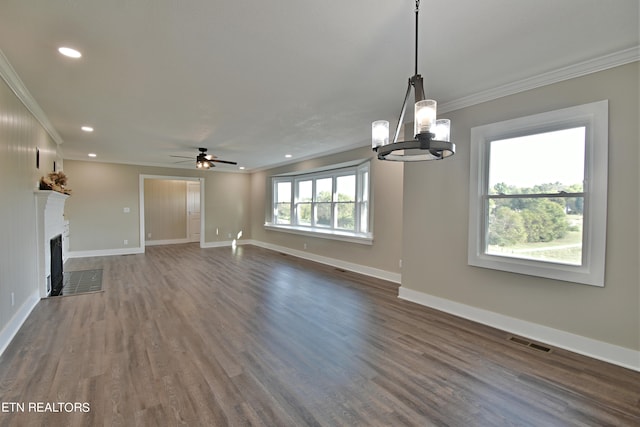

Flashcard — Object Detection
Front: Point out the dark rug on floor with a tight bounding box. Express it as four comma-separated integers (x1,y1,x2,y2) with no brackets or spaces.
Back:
60,269,103,296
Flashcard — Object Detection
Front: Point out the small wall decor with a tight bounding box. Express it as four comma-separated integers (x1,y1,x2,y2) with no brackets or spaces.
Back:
39,171,72,195
36,147,40,169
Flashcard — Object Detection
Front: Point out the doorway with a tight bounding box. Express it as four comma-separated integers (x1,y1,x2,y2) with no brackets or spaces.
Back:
139,175,204,247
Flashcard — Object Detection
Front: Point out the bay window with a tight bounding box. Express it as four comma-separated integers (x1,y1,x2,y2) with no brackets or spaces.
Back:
268,162,372,244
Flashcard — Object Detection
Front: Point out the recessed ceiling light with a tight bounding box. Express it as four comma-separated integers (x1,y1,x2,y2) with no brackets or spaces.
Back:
285,154,292,158
58,47,82,58
88,153,97,158
239,166,245,170
81,126,94,132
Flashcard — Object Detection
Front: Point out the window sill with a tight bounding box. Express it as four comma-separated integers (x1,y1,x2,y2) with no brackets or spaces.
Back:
468,252,602,287
264,223,373,245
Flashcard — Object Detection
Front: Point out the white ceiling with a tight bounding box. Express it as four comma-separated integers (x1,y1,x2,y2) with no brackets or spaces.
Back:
0,0,638,171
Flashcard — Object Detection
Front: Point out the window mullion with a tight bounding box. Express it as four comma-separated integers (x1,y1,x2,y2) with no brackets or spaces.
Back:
291,179,296,226
331,176,336,229
355,169,361,233
311,178,317,227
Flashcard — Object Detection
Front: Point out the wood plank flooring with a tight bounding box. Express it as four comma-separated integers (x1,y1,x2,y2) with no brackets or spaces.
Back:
1,243,639,426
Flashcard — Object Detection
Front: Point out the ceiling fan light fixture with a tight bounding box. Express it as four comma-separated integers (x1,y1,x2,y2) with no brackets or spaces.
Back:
372,0,455,162
170,147,236,169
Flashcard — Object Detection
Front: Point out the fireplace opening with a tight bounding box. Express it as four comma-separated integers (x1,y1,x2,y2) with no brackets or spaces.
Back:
50,234,63,296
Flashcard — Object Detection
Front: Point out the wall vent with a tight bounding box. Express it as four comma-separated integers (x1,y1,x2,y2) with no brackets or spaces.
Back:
509,336,552,353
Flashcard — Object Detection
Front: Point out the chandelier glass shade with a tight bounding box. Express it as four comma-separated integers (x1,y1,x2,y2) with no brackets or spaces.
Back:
372,0,455,161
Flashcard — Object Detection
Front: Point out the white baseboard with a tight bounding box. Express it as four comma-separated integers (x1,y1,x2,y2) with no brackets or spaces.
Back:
66,240,246,256
0,291,40,358
249,240,401,284
201,240,237,248
398,286,640,372
145,238,191,246
67,246,145,258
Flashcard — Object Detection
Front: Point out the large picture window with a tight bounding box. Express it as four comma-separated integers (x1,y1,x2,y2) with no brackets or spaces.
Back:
268,162,372,244
468,101,608,286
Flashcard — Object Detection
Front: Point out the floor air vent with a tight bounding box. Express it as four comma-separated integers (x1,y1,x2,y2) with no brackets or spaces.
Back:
509,336,552,353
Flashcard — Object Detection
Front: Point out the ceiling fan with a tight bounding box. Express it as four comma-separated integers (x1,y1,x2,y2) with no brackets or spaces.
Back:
171,147,237,169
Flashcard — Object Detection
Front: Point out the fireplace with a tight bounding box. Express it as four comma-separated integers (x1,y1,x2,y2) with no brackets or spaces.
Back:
34,190,69,297
50,234,63,296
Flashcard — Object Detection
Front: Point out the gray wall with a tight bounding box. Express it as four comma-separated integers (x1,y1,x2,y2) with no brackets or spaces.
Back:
0,77,60,338
401,63,639,351
63,160,251,251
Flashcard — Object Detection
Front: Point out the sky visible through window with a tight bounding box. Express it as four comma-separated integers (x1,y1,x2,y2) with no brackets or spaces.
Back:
489,127,586,189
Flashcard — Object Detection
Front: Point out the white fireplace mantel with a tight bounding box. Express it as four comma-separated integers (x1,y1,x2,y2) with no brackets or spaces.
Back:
34,190,69,297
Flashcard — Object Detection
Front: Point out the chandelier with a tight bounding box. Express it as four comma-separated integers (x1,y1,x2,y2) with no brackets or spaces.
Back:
372,0,455,161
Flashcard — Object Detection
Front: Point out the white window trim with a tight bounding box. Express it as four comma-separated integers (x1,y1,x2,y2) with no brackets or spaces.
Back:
468,100,608,286
264,223,373,245
266,162,372,244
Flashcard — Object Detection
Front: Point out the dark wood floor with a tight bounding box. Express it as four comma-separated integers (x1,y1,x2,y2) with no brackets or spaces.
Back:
1,244,639,426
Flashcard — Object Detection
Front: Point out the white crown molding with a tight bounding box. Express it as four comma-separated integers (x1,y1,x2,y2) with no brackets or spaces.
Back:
1,46,637,161
399,286,640,372
0,49,64,145
440,46,640,114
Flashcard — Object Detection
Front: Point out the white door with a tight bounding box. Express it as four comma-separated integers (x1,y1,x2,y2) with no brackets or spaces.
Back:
187,182,201,242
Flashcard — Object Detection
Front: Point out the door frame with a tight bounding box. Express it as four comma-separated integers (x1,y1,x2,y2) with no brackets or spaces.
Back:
139,174,205,249
186,181,202,242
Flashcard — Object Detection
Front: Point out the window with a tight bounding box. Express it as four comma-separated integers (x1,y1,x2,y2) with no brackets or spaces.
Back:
274,181,292,224
269,162,372,244
468,100,608,286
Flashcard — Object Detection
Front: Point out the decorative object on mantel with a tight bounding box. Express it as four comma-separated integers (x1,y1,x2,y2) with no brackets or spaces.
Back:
39,171,72,195
371,0,455,161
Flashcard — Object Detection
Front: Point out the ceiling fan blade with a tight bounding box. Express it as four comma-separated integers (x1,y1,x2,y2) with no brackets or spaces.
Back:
175,148,236,169
210,159,237,165
173,160,192,164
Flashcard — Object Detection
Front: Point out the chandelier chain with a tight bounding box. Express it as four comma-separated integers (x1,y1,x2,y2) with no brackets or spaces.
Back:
414,0,420,77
